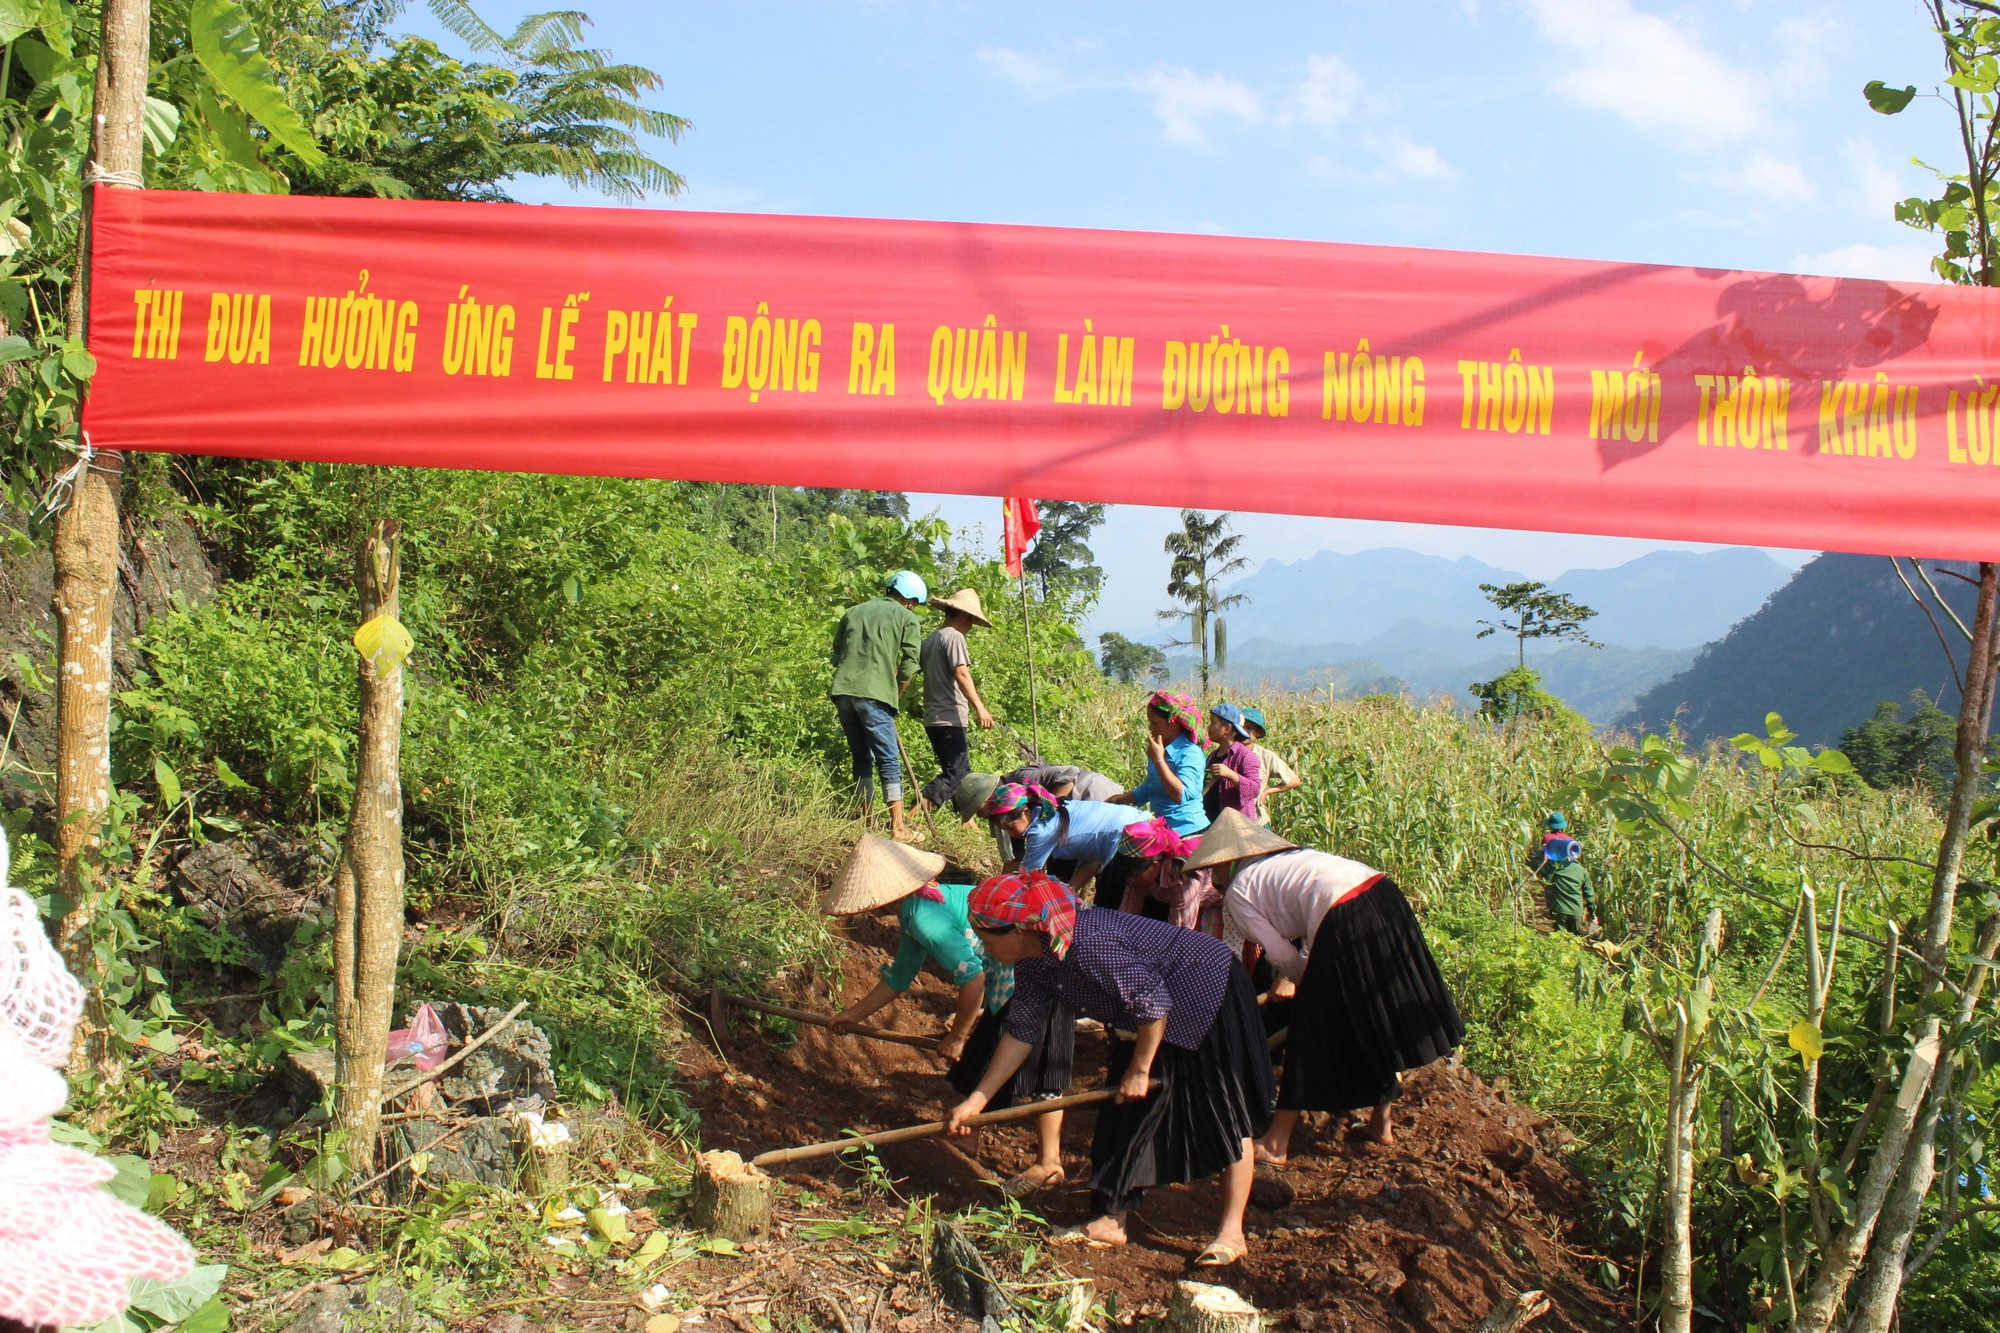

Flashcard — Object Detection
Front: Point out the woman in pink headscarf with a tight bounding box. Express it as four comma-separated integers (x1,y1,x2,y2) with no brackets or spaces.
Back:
1116,818,1227,939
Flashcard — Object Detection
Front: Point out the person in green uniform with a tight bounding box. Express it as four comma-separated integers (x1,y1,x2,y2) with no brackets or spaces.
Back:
831,571,926,841
1532,812,1597,934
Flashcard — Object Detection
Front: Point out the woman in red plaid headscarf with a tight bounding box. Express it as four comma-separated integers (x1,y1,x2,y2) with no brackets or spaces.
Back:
947,868,1273,1267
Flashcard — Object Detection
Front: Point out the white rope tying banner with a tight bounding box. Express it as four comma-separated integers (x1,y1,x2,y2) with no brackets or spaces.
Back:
80,163,142,189
36,435,93,521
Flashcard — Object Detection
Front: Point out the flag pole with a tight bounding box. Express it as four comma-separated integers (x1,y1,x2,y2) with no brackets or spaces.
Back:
1019,573,1042,761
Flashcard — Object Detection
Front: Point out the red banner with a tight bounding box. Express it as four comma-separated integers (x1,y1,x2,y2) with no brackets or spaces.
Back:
82,186,2000,559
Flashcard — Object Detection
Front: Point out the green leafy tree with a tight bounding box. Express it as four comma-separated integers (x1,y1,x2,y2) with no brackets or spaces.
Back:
1098,630,1165,685
275,2,687,202
1157,508,1249,693
1475,580,1601,667
1839,691,1968,798
1468,664,1562,723
1021,499,1107,603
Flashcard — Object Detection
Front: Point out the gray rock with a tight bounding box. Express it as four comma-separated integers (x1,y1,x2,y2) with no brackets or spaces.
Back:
929,1219,1012,1324
0,505,217,801
282,1282,436,1333
170,838,323,970
388,1116,520,1194
428,1003,556,1112
485,1316,542,1333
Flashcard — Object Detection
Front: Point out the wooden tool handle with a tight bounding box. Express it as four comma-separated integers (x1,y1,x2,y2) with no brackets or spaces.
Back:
721,994,944,1051
752,1083,1153,1169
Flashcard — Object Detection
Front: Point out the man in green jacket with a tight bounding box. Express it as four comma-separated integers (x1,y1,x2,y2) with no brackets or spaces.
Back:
832,571,927,841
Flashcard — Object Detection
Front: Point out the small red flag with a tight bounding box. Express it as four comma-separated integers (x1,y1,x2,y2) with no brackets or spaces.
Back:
1002,497,1041,577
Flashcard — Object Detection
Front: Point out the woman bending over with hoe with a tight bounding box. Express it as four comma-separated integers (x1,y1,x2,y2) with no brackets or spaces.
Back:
823,836,1072,1196
946,870,1273,1267
1189,810,1463,1160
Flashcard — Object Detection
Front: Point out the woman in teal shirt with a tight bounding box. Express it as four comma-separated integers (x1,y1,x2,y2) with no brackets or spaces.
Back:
823,836,1073,1194
827,841,989,1060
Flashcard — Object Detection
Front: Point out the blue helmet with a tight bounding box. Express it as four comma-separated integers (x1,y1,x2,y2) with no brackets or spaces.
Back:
887,570,929,604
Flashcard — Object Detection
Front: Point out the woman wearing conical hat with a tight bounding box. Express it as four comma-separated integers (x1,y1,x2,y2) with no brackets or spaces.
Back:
1186,810,1464,1161
821,836,1073,1195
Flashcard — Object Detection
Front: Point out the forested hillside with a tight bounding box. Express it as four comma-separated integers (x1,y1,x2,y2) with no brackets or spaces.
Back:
1625,553,1980,746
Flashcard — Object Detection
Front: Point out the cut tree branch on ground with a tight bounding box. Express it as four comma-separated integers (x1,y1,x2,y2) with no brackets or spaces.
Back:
1475,1289,1553,1333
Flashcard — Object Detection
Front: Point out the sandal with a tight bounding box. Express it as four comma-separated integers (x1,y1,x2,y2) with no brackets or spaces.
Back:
1193,1240,1247,1268
998,1166,1067,1199
1252,1146,1289,1168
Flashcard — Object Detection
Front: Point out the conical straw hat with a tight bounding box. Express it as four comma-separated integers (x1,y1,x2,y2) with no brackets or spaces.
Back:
1181,808,1297,871
933,588,993,628
819,835,948,914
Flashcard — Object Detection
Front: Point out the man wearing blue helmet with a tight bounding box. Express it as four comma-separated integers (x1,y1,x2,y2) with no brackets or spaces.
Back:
832,571,928,841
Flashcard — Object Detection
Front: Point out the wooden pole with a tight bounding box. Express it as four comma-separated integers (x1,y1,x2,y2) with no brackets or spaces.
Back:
51,0,150,1082
720,994,943,1051
752,1083,1150,1168
892,727,939,841
1018,576,1042,758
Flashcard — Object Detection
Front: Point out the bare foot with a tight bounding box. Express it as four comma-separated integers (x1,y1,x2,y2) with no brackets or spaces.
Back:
1252,1142,1289,1167
1051,1216,1129,1247
1081,1215,1129,1245
1361,1106,1395,1145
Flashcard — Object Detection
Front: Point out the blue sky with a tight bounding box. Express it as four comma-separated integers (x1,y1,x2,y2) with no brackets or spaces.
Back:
416,0,1961,635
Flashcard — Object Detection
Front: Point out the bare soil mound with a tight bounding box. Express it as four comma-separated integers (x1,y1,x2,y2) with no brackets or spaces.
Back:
680,920,1632,1332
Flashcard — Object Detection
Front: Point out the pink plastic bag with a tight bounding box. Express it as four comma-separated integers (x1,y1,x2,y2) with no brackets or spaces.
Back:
385,1002,451,1071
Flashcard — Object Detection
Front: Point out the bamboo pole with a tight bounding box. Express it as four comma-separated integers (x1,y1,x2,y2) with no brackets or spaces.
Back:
752,1083,1148,1168
1018,576,1042,757
720,994,943,1051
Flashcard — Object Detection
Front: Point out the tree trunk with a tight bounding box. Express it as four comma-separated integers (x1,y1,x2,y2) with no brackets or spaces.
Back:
1794,564,2000,1333
330,520,407,1175
1661,908,1723,1333
50,0,149,1082
1844,915,2000,1333
691,1149,773,1242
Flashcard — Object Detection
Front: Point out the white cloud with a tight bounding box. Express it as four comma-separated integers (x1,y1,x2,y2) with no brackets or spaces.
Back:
1526,0,1766,144
1706,151,1817,205
1129,65,1265,147
1382,134,1455,180
1847,138,1914,220
1280,53,1363,135
975,46,1073,98
1790,241,1938,283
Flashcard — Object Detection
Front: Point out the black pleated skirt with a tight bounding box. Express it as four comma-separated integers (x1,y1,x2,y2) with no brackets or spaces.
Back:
1088,961,1275,1214
1277,875,1464,1113
948,998,1077,1109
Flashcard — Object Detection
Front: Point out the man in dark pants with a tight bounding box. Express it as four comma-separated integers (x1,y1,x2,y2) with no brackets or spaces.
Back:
831,571,926,841
919,589,996,812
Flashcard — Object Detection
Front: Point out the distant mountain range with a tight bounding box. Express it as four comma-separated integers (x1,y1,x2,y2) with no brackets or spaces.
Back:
1134,546,1792,725
1624,554,1979,747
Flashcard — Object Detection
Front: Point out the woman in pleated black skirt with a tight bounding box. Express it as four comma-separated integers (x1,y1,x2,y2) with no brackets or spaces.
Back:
1187,810,1463,1162
943,870,1275,1267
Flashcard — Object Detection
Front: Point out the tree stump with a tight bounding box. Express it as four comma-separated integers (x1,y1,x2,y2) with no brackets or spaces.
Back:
1161,1281,1260,1333
690,1149,772,1242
